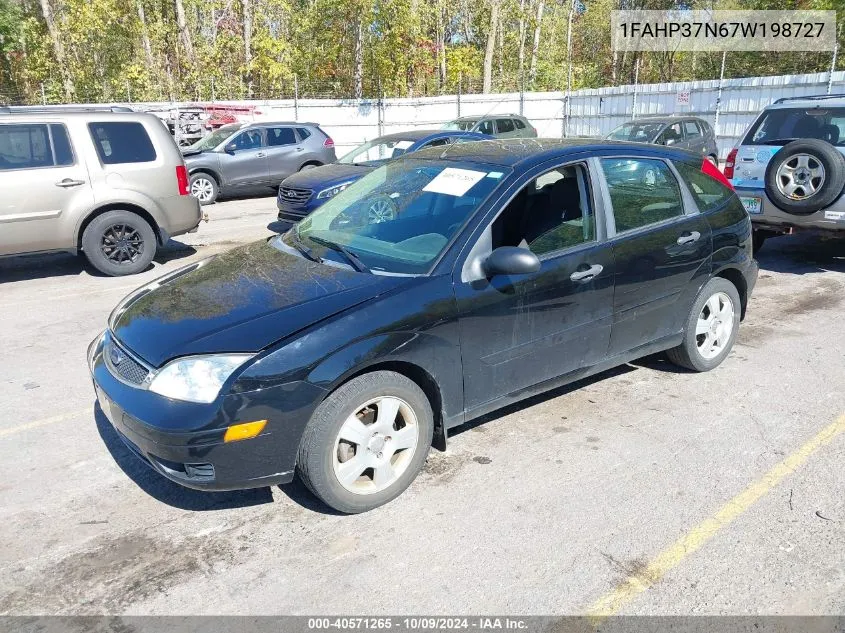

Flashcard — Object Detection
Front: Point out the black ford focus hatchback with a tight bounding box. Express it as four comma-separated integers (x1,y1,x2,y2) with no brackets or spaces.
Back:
89,139,757,513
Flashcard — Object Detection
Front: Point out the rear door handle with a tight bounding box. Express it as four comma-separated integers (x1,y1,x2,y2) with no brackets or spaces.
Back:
256,152,267,158
570,264,603,282
677,231,701,245
296,147,304,152
55,178,86,188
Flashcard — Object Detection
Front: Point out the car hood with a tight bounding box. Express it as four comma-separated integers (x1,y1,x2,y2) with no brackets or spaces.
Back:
281,163,372,190
110,239,409,367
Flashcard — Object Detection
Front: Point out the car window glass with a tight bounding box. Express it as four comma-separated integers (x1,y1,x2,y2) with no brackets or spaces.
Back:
295,127,312,141
88,122,156,164
514,118,526,129
0,124,52,170
421,137,450,149
232,129,264,151
684,121,701,138
496,118,516,133
746,107,845,147
491,163,595,257
268,127,296,146
477,119,495,135
50,124,74,166
656,123,684,145
673,161,733,212
600,158,684,232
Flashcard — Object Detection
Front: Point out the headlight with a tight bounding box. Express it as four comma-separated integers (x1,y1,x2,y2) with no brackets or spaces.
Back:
316,180,354,199
148,354,254,403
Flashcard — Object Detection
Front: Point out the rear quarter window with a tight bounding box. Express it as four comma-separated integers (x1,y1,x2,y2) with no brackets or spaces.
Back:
88,122,157,164
296,127,312,141
674,161,733,212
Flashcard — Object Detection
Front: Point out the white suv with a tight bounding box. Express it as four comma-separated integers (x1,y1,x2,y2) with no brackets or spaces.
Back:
725,94,845,253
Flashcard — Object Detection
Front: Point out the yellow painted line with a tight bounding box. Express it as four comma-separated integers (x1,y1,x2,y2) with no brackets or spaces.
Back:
0,407,94,439
586,413,845,618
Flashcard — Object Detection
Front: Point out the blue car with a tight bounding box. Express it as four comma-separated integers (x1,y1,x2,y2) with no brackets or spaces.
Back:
276,129,491,222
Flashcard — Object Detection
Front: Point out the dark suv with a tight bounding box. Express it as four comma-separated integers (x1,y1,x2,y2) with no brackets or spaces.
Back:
607,116,719,165
90,139,756,513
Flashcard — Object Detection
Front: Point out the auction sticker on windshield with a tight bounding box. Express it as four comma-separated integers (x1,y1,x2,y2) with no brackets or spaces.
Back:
423,168,487,196
740,196,762,214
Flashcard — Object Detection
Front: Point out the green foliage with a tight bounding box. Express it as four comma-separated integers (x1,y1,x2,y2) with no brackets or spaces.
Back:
1,0,843,104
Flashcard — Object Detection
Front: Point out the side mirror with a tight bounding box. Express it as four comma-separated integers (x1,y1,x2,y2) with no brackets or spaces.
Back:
224,142,237,154
483,246,541,278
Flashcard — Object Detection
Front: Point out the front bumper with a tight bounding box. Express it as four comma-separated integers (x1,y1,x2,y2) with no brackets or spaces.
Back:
733,185,845,233
276,195,324,222
88,333,326,492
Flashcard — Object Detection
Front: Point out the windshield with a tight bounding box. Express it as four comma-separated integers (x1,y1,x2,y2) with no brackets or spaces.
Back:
606,122,664,142
282,158,511,274
189,126,239,151
744,107,845,146
338,137,418,166
443,119,478,131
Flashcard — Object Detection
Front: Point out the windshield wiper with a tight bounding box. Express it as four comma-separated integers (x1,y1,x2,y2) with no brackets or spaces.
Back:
288,230,322,264
308,235,371,273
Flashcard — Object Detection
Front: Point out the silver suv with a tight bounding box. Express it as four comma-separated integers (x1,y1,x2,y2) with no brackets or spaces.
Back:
442,114,537,138
0,107,202,276
726,94,845,253
182,122,337,205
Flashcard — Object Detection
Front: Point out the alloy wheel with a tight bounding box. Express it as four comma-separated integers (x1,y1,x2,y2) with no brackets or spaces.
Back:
100,224,144,264
775,154,825,200
695,292,734,360
367,199,396,223
333,396,419,494
190,177,215,202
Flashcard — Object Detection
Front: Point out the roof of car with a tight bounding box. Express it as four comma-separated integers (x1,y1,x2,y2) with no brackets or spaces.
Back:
410,137,698,167
766,94,845,109
371,129,487,143
618,115,706,124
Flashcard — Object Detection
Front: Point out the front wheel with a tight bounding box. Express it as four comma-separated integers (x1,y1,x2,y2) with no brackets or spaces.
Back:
296,371,434,513
666,278,741,372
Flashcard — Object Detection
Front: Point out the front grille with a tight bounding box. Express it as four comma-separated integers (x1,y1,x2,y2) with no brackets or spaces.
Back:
104,336,151,386
278,186,312,206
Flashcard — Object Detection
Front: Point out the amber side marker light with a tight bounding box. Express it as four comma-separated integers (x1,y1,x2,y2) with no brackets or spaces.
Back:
224,420,267,443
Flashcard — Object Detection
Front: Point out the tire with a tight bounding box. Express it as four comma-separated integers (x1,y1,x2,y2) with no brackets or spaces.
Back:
706,154,719,167
296,371,434,514
667,278,741,372
189,172,219,205
82,210,157,276
764,139,845,215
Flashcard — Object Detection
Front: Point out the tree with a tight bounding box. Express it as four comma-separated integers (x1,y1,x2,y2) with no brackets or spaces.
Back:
38,0,74,99
528,0,543,87
482,0,499,93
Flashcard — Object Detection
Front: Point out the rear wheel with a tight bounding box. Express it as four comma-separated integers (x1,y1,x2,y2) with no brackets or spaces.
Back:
189,172,219,205
296,371,434,513
82,210,156,276
752,229,775,255
667,278,741,372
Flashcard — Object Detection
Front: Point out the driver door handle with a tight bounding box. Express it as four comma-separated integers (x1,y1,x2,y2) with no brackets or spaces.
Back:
570,264,603,282
55,178,86,188
256,152,267,158
677,231,701,245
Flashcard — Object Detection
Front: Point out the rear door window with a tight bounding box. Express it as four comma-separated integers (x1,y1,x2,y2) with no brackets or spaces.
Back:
496,118,515,134
268,127,296,146
514,118,526,130
420,137,450,149
684,121,701,138
0,123,72,170
88,122,156,164
600,158,685,232
656,122,684,146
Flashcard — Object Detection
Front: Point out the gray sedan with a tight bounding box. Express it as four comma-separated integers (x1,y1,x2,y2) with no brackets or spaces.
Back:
183,121,337,204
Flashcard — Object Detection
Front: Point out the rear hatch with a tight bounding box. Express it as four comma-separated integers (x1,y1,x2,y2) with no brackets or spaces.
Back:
733,105,845,187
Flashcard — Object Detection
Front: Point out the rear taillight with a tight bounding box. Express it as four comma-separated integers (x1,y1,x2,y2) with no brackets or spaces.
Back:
176,165,189,196
723,148,738,180
324,137,335,148
701,157,733,190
